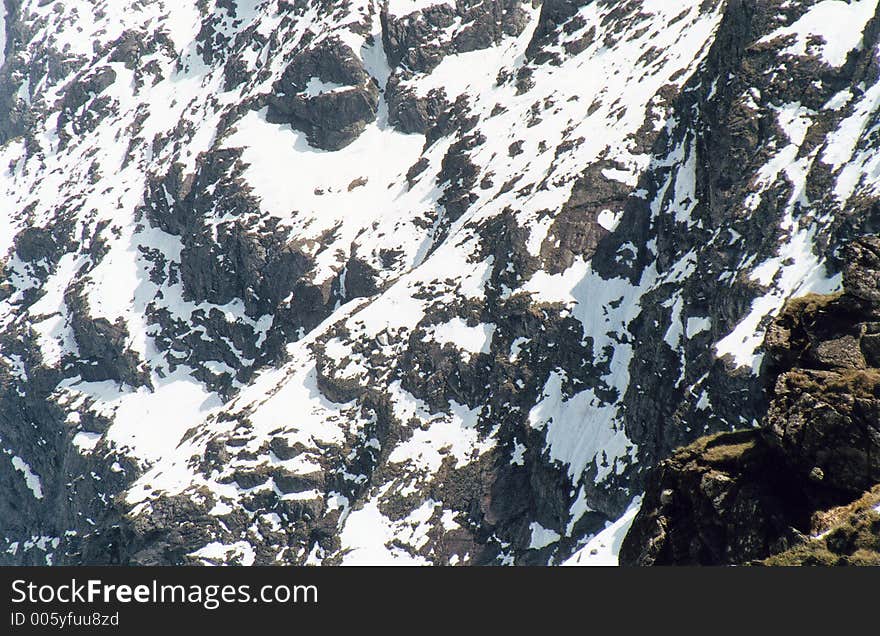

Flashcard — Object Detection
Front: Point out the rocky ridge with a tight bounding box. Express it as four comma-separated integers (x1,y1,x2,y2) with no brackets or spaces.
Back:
620,236,880,566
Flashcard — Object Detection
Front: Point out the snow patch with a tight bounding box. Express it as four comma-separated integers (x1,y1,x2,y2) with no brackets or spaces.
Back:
761,0,878,67
72,432,103,453
528,522,561,550
563,498,642,566
428,318,495,354
10,456,44,500
385,0,449,18
338,500,431,565
190,541,256,566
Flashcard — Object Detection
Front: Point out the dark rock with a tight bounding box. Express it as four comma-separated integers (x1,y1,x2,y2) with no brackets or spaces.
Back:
765,369,880,494
763,487,880,566
526,0,588,63
619,430,814,566
380,0,529,134
381,1,530,75
539,160,629,274
14,228,57,262
843,236,880,305
386,77,448,134
266,38,379,150
56,66,117,146
623,238,880,565
343,256,380,300
65,289,150,388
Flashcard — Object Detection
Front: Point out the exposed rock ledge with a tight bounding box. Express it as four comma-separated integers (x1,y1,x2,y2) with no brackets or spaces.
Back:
620,237,880,566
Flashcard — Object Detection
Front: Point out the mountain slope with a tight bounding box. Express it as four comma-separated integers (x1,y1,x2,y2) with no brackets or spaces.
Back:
1,0,879,565
620,237,880,565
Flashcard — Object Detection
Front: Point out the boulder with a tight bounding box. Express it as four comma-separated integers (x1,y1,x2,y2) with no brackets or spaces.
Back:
266,39,379,150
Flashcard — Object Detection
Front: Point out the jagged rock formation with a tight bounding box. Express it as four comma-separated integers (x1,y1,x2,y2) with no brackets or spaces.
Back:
620,237,880,566
763,486,880,566
266,37,381,150
2,0,880,566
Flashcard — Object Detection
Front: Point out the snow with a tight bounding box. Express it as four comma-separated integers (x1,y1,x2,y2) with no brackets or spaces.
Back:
761,0,879,68
672,140,698,225
822,76,880,202
337,501,430,566
563,499,642,566
63,371,222,465
222,104,426,285
1,0,871,567
387,386,492,473
10,456,44,500
509,337,528,361
301,77,348,96
510,441,526,466
72,432,103,453
190,541,256,566
523,259,648,483
28,253,83,367
714,100,844,370
824,89,853,111
664,296,685,348
715,230,841,371
597,209,622,232
528,522,561,550
428,318,495,354
529,371,635,483
686,316,711,339
245,365,352,449
385,0,448,17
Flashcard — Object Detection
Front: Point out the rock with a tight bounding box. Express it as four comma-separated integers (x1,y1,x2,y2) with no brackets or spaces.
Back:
765,369,880,494
381,1,530,75
843,236,880,305
8,0,880,567
862,332,880,367
623,238,880,565
380,0,530,133
526,0,587,63
14,228,57,262
762,487,880,566
381,4,458,75
539,160,629,274
813,336,867,370
386,77,448,134
266,38,379,150
56,66,118,146
343,256,380,300
619,430,813,566
66,289,150,388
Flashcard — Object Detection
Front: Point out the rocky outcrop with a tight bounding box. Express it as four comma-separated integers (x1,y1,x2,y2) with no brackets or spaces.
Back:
67,290,151,388
526,0,586,63
762,486,880,566
621,237,880,566
380,0,530,134
381,1,530,75
56,66,117,148
385,76,447,135
618,430,815,565
266,38,379,150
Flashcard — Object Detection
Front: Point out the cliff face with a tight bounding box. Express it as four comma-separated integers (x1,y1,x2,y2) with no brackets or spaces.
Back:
621,237,880,566
2,0,880,565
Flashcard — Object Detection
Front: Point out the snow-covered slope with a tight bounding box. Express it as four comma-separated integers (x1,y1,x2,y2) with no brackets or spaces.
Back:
1,0,879,565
